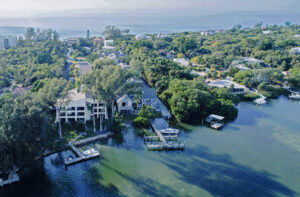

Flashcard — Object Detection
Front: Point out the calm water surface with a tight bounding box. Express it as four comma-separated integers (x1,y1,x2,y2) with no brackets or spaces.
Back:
1,96,300,197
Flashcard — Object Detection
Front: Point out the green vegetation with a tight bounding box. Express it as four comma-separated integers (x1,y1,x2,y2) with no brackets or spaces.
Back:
133,105,161,128
1,23,300,174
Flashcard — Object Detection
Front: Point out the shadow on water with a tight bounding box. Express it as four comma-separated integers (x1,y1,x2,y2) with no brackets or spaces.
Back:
234,103,271,127
160,145,297,197
89,163,179,197
0,164,53,197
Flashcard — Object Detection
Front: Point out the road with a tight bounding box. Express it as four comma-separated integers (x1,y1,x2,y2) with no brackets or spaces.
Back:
65,48,73,81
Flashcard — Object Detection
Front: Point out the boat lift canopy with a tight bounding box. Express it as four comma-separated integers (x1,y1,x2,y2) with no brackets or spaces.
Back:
207,114,225,121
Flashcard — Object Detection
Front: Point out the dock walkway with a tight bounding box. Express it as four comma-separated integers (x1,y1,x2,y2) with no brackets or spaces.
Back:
65,132,112,166
148,123,184,150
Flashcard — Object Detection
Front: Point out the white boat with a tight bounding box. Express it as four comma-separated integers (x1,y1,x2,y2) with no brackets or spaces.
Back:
254,95,266,105
289,92,300,100
160,128,180,135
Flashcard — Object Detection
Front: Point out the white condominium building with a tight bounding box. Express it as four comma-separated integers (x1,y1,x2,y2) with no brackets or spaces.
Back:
56,89,107,123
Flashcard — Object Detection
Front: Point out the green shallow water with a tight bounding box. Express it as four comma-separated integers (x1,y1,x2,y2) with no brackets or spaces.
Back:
1,96,300,197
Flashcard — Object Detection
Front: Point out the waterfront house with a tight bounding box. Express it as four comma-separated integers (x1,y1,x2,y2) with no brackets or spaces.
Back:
56,89,107,123
207,79,249,94
117,95,141,114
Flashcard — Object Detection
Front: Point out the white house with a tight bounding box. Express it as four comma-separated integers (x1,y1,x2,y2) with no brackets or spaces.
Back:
262,30,272,34
200,30,215,36
56,89,107,123
207,79,249,94
119,63,131,69
108,53,120,63
117,95,141,114
235,64,251,71
0,36,17,50
135,34,151,41
104,40,114,46
173,58,190,67
291,47,300,54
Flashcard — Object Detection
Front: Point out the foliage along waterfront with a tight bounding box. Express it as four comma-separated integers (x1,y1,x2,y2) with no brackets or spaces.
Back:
0,23,300,196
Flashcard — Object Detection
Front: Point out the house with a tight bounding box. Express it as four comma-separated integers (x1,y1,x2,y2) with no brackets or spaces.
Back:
242,57,268,67
75,61,92,76
117,95,141,113
173,58,190,67
262,30,272,34
294,35,300,38
291,48,300,54
104,40,114,46
235,64,251,71
200,30,215,36
67,37,77,46
207,79,249,94
108,53,119,63
135,34,151,41
56,89,107,123
119,63,131,69
94,37,104,43
83,47,91,53
0,36,17,50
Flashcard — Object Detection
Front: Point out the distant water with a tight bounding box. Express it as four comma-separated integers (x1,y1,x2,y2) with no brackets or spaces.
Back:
1,11,300,38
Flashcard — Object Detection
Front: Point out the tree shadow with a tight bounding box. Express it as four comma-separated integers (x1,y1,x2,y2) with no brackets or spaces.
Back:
234,103,271,126
89,163,180,197
161,145,297,197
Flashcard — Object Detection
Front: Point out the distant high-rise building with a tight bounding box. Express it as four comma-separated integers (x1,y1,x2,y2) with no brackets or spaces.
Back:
87,30,90,39
0,35,18,50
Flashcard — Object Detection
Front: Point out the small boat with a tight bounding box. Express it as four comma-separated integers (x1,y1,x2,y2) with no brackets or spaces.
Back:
289,92,300,100
254,96,266,105
160,128,180,135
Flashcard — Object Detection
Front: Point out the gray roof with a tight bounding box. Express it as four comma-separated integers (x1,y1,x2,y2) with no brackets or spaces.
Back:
75,61,92,76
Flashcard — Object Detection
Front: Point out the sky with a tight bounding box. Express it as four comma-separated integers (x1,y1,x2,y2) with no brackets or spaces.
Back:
0,0,299,17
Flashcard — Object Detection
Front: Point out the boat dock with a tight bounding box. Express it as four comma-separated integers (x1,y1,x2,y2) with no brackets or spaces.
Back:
64,132,112,166
144,135,178,141
0,171,20,187
146,122,184,150
206,114,225,130
65,145,100,166
72,132,113,146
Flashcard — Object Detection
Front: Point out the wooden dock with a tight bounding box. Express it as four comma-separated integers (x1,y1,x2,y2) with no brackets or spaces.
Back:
0,171,20,187
65,145,100,166
64,132,112,166
72,132,113,146
144,135,178,141
147,123,185,150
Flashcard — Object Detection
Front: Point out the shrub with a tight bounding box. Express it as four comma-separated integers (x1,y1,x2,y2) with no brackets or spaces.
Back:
133,117,150,128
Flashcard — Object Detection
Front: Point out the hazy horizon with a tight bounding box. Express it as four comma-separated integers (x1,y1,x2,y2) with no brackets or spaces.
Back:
0,0,299,18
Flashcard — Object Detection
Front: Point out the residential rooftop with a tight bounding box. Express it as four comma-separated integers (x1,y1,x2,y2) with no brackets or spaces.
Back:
75,61,92,76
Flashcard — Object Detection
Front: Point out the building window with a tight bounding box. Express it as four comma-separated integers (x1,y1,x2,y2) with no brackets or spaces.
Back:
77,112,85,116
60,112,66,116
67,107,75,111
94,109,98,112
77,107,85,111
122,102,126,107
67,112,75,116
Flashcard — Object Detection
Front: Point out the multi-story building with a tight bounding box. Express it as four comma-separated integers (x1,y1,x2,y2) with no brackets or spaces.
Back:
56,89,107,123
0,36,17,50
